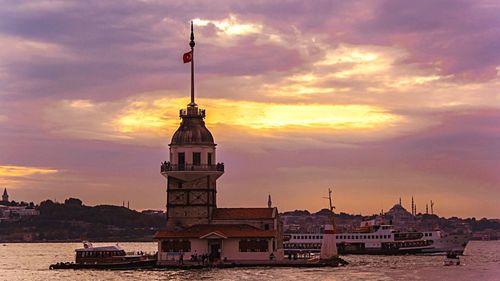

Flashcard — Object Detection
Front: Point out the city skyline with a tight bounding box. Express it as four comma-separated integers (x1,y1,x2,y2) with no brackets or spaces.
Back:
0,1,499,218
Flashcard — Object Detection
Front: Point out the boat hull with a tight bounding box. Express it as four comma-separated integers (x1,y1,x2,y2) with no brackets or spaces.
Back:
49,259,157,270
337,247,464,255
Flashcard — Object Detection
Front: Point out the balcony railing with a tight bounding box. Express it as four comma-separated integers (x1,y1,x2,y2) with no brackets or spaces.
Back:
161,161,224,172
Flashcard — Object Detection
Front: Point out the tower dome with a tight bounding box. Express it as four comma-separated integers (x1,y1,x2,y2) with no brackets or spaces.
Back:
170,106,214,146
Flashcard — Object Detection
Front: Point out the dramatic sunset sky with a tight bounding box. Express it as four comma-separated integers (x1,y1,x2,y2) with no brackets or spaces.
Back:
1,1,499,218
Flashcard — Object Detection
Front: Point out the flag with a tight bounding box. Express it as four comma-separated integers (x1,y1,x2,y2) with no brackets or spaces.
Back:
183,51,192,63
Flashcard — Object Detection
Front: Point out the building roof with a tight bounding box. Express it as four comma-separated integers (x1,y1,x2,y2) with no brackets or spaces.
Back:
212,208,276,220
154,224,276,239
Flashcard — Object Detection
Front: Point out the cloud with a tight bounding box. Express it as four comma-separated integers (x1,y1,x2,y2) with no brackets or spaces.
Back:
1,0,499,217
0,165,57,177
353,0,500,80
0,165,58,188
43,95,401,144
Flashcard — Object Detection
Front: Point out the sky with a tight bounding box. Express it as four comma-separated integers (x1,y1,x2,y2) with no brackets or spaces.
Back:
0,0,499,218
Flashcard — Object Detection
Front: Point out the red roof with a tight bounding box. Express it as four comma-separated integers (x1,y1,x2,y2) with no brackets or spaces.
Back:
154,224,276,239
212,208,275,220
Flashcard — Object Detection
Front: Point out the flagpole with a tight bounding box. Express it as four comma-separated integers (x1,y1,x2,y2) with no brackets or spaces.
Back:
189,21,196,106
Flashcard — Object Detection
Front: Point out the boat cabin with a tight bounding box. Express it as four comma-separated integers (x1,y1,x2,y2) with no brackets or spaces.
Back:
75,245,126,264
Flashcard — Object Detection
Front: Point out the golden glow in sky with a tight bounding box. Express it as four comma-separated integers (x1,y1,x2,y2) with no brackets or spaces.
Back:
0,165,58,177
112,98,399,134
0,165,58,187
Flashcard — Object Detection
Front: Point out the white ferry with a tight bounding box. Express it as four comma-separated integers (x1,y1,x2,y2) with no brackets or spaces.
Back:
284,220,470,255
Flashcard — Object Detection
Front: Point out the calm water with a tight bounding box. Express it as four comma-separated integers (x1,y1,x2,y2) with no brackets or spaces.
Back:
0,241,499,281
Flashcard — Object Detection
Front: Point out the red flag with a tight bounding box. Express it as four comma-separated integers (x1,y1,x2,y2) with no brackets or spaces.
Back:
183,51,192,63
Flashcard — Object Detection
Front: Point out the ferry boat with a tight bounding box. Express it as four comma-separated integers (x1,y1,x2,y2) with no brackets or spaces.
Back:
49,242,157,269
284,220,470,255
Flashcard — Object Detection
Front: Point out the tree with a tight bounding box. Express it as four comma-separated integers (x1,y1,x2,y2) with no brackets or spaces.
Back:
64,198,83,208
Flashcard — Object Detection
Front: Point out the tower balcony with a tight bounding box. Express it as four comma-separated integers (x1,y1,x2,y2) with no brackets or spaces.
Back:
160,161,224,181
161,161,224,172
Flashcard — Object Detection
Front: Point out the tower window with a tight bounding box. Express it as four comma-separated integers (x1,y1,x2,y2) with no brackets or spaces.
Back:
193,152,201,165
178,153,185,170
207,153,212,166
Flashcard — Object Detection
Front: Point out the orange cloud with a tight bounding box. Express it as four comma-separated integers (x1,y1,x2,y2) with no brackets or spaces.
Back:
0,165,57,177
0,165,58,187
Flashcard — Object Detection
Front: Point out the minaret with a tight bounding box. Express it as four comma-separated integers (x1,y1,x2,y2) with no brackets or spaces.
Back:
399,197,402,206
430,200,434,215
2,188,8,202
411,196,414,216
267,194,272,208
161,22,224,229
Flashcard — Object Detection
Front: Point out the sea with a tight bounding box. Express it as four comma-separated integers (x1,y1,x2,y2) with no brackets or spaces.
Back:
0,241,498,281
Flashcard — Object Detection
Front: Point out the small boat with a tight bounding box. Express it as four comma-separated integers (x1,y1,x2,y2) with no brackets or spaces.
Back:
49,241,157,269
444,252,460,266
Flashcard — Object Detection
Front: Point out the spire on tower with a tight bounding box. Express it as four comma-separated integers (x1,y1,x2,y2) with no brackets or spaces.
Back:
2,188,8,202
188,21,196,107
267,194,272,208
399,197,402,206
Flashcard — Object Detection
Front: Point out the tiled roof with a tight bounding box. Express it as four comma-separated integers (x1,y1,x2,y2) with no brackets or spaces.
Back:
154,224,276,239
212,208,275,220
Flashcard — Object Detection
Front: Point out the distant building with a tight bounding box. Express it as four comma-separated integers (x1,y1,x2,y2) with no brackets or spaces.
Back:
0,189,39,222
384,203,418,231
154,24,283,264
0,205,39,222
141,209,165,216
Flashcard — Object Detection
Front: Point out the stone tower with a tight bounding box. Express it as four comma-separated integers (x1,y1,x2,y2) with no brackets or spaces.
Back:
160,22,224,229
2,188,8,202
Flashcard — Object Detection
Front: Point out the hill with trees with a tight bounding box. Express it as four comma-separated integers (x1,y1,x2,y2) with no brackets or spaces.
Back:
0,198,165,242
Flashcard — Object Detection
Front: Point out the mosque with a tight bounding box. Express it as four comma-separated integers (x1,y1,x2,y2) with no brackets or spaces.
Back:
154,23,284,264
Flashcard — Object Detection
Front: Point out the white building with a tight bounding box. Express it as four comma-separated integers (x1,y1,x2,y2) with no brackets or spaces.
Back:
0,205,39,222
